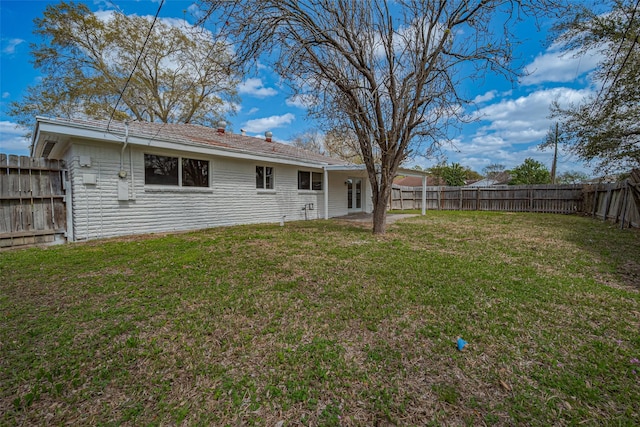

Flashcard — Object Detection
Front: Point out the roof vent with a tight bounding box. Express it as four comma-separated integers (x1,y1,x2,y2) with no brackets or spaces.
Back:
240,128,246,136
217,120,227,133
265,131,273,142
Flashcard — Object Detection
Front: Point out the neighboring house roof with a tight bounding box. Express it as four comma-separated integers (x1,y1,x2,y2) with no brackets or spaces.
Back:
32,116,348,167
467,178,499,187
468,172,511,187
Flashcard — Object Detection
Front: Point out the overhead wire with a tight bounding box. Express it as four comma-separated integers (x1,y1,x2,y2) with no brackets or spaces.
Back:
140,1,241,144
107,0,165,131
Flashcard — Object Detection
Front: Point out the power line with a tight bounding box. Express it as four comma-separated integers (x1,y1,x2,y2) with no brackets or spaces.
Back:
139,1,241,143
107,0,165,131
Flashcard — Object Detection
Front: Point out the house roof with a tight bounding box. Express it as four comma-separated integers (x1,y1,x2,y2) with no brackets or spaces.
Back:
32,116,348,167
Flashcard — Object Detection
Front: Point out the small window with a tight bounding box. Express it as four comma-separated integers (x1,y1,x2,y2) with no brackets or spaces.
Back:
298,171,310,190
312,172,323,190
145,154,178,186
183,158,209,187
144,154,209,187
256,166,274,189
298,170,322,190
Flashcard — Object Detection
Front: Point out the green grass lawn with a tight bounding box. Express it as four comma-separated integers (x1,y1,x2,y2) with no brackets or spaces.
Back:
1,211,639,426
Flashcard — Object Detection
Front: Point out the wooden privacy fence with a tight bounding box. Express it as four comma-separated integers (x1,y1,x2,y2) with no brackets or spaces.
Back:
1,154,67,248
390,184,584,214
582,170,640,229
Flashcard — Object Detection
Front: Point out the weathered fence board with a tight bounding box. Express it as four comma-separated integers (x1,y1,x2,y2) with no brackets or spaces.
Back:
582,177,640,229
390,184,584,214
0,154,67,248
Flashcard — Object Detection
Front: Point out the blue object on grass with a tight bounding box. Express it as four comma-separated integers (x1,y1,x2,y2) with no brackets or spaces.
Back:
457,338,467,351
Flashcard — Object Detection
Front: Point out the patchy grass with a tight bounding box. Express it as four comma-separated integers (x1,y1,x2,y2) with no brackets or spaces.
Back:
1,212,639,426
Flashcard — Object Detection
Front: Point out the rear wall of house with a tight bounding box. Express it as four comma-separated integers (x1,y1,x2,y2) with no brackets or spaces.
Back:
63,141,348,241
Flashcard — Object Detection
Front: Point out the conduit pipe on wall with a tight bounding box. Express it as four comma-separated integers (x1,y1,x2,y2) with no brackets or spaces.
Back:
119,121,129,177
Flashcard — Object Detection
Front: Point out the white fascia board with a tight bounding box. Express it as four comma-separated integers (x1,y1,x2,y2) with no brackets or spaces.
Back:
323,164,367,171
323,165,428,177
397,167,429,177
34,118,332,170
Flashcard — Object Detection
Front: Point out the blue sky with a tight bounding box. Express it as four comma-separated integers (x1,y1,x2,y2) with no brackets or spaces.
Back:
0,0,601,175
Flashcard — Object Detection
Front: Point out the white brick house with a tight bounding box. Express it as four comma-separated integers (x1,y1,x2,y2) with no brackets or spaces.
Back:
31,117,429,242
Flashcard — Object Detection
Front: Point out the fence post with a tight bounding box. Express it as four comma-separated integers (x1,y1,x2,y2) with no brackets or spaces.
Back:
603,187,613,221
620,182,629,229
529,187,533,212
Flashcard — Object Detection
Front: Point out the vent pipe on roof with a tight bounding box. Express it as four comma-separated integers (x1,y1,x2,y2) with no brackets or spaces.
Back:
240,128,246,136
265,131,273,142
217,120,227,133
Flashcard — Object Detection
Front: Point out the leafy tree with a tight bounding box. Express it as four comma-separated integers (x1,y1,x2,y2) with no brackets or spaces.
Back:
204,0,566,234
465,168,484,182
509,158,551,185
427,162,478,186
10,1,240,132
556,170,590,184
551,0,640,173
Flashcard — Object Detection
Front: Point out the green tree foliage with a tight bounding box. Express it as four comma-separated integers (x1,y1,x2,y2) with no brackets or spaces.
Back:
427,162,479,186
10,1,240,132
204,0,567,234
551,0,640,173
509,158,551,185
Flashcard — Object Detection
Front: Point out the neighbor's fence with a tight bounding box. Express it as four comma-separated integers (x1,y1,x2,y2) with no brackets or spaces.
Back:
582,170,640,229
1,154,67,248
390,184,584,214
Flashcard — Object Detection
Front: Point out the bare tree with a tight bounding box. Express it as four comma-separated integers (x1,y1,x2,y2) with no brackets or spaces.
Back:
290,129,326,154
204,0,566,233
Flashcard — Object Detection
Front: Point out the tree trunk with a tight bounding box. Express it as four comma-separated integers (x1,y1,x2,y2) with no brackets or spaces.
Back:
372,197,388,234
372,176,393,234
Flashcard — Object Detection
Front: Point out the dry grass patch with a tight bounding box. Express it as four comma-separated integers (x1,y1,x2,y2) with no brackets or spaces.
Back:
1,212,639,425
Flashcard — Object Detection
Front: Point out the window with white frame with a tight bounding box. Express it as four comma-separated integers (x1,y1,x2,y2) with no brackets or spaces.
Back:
144,154,209,187
298,170,323,190
256,166,274,189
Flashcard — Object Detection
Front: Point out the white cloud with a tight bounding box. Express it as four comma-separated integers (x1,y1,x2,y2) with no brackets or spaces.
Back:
2,38,25,55
2,92,10,99
473,87,593,138
186,3,205,20
0,121,31,155
472,90,497,104
238,78,278,98
247,107,259,115
285,94,317,109
243,113,295,133
521,43,603,86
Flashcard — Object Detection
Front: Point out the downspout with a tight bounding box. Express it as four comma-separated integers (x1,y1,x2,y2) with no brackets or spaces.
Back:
120,121,129,176
324,167,329,220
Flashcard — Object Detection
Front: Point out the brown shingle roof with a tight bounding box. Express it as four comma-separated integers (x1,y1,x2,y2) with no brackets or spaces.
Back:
43,117,348,166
